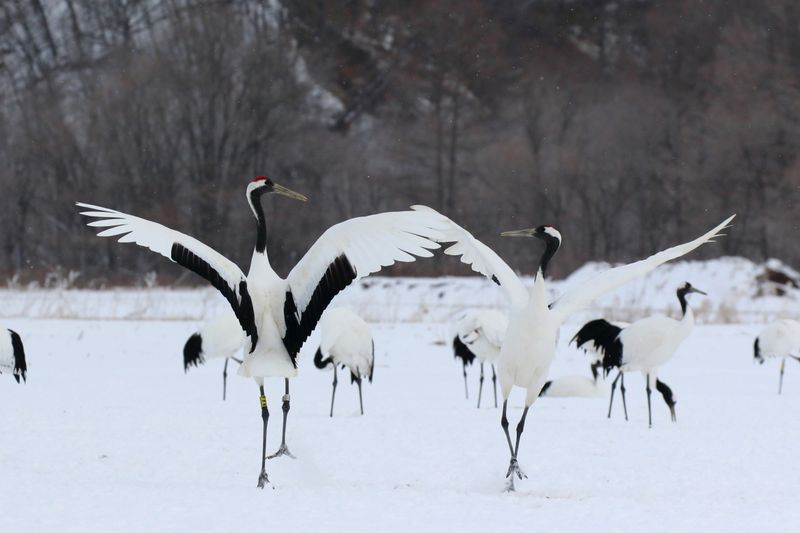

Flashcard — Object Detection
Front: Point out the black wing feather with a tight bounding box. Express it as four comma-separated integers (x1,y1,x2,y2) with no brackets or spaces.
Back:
452,335,477,366
183,333,205,371
571,318,623,375
171,243,258,351
282,254,357,366
9,329,26,383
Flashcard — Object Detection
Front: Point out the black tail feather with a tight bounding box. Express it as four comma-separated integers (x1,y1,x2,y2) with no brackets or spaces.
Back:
183,333,205,372
572,319,623,375
753,337,763,363
452,336,476,366
538,380,553,397
655,379,676,408
313,347,333,369
9,330,26,383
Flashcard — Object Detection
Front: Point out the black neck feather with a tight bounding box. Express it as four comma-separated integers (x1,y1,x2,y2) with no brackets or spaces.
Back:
677,288,689,316
250,190,267,253
538,237,560,277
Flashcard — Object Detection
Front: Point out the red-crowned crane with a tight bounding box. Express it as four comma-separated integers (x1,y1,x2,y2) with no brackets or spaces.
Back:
415,206,733,490
78,177,448,488
451,309,507,408
573,282,706,427
753,319,800,394
0,329,26,383
183,314,245,401
313,307,374,417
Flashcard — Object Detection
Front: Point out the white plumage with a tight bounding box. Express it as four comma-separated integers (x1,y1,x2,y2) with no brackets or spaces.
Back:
451,309,507,407
538,375,607,398
314,308,374,416
574,283,706,427
416,205,734,490
183,314,245,400
754,319,800,394
79,176,449,488
0,328,27,384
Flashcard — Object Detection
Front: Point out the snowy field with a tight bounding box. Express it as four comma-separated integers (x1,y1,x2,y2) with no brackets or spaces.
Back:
1,317,798,532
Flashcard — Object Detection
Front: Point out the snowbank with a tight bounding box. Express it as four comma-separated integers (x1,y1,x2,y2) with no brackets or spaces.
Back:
1,257,798,324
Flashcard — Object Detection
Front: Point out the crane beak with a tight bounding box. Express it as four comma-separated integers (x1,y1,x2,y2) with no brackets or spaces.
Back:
272,183,308,202
500,228,536,238
689,287,707,296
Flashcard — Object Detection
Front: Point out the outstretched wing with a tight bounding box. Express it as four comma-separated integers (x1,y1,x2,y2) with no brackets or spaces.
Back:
550,215,735,322
77,203,258,350
411,206,528,310
281,208,447,359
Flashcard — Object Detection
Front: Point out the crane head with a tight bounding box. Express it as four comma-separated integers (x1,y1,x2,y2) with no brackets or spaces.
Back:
247,176,308,202
679,282,707,297
500,224,562,244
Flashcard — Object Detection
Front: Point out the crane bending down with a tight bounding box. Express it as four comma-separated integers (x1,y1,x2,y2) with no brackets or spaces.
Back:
573,282,706,427
414,206,734,490
79,177,448,488
753,319,800,394
0,328,27,384
313,307,374,417
183,314,245,401
452,309,507,408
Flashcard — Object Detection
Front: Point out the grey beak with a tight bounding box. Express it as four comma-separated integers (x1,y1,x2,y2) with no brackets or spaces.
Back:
500,228,536,238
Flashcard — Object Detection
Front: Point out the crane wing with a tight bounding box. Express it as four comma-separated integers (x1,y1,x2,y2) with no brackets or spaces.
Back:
479,310,509,350
77,203,258,350
549,215,735,323
282,208,447,358
410,206,528,310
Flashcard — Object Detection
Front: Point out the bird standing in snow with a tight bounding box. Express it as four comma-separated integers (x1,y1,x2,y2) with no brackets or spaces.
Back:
451,309,507,408
0,328,26,383
572,282,706,427
416,205,733,490
78,177,448,488
183,314,245,401
313,308,374,417
753,319,800,394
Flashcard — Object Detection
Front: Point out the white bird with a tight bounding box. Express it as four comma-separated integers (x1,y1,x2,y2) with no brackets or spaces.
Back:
538,375,606,398
313,307,374,417
183,314,245,400
572,282,706,427
451,309,507,408
0,328,26,383
753,319,800,394
415,205,733,490
78,176,448,488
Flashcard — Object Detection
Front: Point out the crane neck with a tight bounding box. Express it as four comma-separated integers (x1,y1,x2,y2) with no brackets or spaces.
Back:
248,190,268,254
677,288,690,317
537,237,560,277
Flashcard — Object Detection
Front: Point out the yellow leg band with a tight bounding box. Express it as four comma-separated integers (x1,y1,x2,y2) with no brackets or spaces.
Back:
260,395,267,408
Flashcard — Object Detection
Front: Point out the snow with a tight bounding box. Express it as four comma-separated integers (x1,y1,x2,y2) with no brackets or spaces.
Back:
2,256,798,324
1,317,798,531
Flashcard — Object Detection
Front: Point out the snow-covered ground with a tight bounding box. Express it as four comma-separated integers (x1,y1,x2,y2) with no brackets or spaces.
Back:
2,257,799,324
1,318,798,532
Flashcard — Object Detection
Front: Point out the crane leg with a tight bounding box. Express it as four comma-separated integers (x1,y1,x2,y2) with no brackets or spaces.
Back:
779,358,786,395
356,376,364,415
501,400,528,491
268,379,295,459
222,359,229,402
463,363,469,399
607,371,622,419
257,385,270,488
491,364,498,408
620,372,629,421
477,363,485,408
329,365,338,417
646,374,653,428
